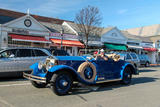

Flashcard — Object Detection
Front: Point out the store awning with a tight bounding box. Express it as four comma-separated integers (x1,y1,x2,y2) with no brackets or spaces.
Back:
128,45,143,49
143,47,157,52
50,38,85,48
9,34,51,43
104,43,127,50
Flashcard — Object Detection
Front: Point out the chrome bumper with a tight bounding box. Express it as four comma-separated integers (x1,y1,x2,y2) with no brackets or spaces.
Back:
23,73,46,83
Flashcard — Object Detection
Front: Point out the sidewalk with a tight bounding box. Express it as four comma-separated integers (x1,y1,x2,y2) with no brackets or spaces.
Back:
150,63,160,66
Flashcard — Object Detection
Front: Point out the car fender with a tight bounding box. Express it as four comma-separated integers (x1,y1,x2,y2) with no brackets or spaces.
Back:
29,63,40,74
30,63,38,70
120,63,137,79
47,65,96,85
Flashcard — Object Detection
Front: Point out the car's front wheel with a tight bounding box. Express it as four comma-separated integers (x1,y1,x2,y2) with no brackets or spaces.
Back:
121,67,132,85
51,71,73,96
31,81,47,88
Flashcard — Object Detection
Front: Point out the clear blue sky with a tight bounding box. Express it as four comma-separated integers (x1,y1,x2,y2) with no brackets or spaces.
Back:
0,0,160,29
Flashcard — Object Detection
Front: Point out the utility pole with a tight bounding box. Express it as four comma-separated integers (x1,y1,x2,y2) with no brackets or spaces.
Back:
0,24,2,49
60,26,64,50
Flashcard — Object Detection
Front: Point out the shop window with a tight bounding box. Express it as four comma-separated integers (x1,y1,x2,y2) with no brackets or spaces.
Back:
8,39,31,46
8,36,12,44
34,43,40,45
46,43,49,46
157,40,160,48
127,42,139,45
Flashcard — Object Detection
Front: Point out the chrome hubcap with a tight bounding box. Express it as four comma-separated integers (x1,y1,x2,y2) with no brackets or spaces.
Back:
61,80,68,86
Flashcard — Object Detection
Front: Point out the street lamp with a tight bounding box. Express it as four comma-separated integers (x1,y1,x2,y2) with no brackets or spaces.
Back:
60,26,64,50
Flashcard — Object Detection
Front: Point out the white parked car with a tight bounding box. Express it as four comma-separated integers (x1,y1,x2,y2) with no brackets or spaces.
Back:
115,52,140,71
0,47,52,77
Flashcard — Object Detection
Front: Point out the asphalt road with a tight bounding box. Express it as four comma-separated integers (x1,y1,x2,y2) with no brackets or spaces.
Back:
0,66,160,107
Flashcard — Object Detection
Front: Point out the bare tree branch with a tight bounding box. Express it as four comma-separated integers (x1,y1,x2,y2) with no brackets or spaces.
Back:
75,5,102,48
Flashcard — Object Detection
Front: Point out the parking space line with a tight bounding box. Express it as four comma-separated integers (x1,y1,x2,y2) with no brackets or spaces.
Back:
0,83,31,87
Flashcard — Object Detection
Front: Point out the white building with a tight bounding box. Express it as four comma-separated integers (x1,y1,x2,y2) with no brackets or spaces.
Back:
121,31,142,54
0,14,51,49
0,8,84,56
101,27,127,51
124,25,159,64
63,21,103,48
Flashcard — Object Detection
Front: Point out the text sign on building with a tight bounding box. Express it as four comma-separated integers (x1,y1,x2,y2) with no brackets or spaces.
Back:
50,33,79,40
12,28,29,35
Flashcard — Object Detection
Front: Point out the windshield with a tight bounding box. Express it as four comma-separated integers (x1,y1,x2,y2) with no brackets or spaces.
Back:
78,49,100,56
130,53,138,59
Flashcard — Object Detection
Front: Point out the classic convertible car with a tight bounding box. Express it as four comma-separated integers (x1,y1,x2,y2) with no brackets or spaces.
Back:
24,55,138,95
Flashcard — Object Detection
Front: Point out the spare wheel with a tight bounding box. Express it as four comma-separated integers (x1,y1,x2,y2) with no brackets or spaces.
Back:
77,62,97,82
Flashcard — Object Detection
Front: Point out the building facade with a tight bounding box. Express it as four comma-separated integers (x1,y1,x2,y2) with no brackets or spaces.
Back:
101,27,127,51
0,15,51,49
0,8,84,56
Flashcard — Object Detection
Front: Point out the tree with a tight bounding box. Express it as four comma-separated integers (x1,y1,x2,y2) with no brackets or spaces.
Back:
75,5,102,49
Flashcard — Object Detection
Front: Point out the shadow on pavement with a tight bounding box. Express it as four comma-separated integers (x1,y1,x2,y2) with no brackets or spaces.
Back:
70,77,159,95
139,69,157,73
131,77,159,85
0,77,28,82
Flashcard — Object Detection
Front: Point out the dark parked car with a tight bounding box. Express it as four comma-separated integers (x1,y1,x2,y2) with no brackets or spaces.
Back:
49,49,70,56
138,54,150,67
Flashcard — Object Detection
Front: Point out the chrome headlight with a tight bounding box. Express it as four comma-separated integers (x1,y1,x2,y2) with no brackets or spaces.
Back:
46,62,55,71
38,61,44,70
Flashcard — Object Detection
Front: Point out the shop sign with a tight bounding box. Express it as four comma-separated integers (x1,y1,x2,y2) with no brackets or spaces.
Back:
50,33,79,40
12,28,29,35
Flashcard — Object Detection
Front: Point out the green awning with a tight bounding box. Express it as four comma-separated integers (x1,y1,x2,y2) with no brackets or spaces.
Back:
104,43,127,50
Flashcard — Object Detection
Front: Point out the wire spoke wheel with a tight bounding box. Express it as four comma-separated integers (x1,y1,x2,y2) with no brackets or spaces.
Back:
51,72,73,96
121,67,132,85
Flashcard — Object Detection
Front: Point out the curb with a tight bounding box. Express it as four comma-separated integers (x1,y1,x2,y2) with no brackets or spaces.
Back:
149,64,160,66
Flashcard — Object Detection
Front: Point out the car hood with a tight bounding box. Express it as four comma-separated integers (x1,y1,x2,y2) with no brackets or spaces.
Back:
54,56,89,61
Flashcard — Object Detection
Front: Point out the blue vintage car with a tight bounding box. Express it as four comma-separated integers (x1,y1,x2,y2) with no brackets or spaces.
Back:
24,55,138,95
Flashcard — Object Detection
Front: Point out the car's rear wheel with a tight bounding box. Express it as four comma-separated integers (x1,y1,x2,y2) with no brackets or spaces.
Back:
121,67,132,85
31,81,47,88
51,72,73,96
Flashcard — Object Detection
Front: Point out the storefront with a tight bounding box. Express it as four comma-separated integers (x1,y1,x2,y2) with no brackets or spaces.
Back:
121,31,142,54
8,33,50,48
101,27,127,51
141,42,157,64
50,33,84,56
127,41,142,54
0,14,50,49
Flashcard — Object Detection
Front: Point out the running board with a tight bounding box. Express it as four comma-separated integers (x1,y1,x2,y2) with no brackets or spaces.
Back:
96,78,121,83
